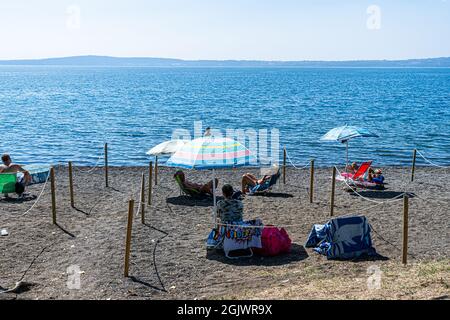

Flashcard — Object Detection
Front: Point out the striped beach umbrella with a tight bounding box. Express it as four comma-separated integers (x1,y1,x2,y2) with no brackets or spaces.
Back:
166,137,255,223
321,125,379,169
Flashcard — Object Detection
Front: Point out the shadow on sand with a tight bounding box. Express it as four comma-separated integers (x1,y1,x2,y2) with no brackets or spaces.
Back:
166,195,222,207
249,192,294,198
349,190,416,199
0,194,37,203
206,243,308,266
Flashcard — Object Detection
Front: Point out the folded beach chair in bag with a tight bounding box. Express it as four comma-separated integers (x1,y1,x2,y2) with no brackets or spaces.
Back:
305,215,376,260
249,170,281,195
207,219,263,259
0,173,18,197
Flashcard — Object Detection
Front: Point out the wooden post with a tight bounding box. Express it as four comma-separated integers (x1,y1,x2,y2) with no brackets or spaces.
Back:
68,161,74,208
124,199,134,277
154,156,158,186
283,148,287,184
402,195,409,265
330,167,336,217
411,149,417,182
105,143,109,188
309,159,315,203
148,161,153,206
50,167,57,224
140,173,146,224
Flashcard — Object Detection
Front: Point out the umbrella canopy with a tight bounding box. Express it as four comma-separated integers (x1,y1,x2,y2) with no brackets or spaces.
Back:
320,125,379,169
146,139,190,156
320,125,379,143
166,137,255,225
166,137,255,170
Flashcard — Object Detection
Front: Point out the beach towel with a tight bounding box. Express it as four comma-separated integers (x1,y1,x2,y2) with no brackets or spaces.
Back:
207,219,263,258
305,216,376,260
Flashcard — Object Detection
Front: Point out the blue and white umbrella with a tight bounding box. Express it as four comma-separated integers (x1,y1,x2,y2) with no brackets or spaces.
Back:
166,136,256,223
321,125,379,168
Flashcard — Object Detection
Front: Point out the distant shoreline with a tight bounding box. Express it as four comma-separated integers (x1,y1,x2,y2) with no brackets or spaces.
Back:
1,55,449,67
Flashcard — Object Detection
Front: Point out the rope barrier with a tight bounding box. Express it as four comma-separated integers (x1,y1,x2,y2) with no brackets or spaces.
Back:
416,149,450,169
285,150,312,170
0,173,50,217
73,151,104,174
334,166,407,205
17,173,51,217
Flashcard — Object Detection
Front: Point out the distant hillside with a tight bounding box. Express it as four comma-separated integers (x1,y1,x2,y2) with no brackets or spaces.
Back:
0,55,449,67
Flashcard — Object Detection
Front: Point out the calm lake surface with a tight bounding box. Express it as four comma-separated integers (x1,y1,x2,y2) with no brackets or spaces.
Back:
0,66,449,167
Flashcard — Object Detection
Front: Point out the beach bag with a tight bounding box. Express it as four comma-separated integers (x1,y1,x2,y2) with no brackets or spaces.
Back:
253,226,291,257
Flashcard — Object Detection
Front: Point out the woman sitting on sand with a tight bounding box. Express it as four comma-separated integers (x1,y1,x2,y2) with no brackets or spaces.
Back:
217,184,244,223
174,171,218,196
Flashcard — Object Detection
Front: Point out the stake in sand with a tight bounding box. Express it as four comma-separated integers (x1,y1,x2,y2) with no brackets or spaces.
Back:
68,161,74,208
402,195,409,265
330,167,336,217
140,173,146,224
309,159,315,203
283,147,287,184
148,161,153,205
411,149,417,182
105,143,109,188
50,167,57,224
124,199,134,277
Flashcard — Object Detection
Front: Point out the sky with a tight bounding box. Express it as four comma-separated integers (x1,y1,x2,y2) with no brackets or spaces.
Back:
0,0,449,61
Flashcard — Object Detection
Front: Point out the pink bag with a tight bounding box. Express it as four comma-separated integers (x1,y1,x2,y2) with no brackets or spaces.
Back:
253,226,292,257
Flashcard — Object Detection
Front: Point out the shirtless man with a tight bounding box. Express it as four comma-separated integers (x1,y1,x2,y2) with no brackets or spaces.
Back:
0,154,31,194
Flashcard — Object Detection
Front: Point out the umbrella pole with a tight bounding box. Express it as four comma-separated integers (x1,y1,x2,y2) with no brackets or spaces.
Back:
346,141,349,171
212,169,217,228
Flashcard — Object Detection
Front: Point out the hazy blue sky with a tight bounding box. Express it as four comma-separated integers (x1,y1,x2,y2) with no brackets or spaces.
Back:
0,0,449,60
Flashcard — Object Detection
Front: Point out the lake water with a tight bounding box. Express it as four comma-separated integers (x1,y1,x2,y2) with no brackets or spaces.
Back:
0,66,449,167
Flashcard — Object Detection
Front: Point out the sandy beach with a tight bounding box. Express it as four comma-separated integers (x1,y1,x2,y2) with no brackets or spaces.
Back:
1,165,449,300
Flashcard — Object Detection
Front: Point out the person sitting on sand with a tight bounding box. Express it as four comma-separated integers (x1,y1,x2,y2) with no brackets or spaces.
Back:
0,154,31,195
217,184,244,223
174,170,218,196
241,165,279,194
371,169,385,184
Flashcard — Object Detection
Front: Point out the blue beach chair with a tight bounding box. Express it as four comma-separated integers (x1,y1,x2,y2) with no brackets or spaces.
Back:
248,169,281,195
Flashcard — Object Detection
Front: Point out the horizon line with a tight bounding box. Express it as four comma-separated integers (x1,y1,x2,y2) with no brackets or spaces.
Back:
1,54,450,63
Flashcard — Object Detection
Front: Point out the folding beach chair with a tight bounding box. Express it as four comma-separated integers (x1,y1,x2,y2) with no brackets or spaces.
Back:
174,171,211,199
337,161,385,190
342,161,372,181
0,173,18,198
248,169,281,195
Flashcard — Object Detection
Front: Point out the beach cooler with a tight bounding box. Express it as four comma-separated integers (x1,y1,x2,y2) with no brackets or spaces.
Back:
23,165,50,185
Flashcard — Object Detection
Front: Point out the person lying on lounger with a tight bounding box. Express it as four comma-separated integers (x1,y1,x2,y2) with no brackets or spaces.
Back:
0,154,31,195
174,170,218,196
241,165,280,194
